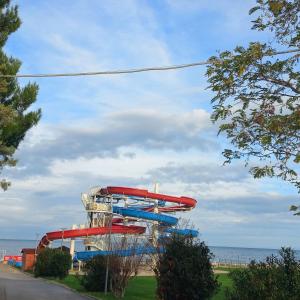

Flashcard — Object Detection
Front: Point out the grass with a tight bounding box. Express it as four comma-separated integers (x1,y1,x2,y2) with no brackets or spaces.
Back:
54,274,86,292
87,277,156,300
52,273,233,300
212,274,233,300
53,275,156,300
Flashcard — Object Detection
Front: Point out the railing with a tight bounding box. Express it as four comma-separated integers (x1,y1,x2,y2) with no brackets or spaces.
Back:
212,258,249,268
0,249,7,262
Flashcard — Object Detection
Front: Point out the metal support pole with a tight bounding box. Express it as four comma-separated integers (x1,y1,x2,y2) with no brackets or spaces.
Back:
70,224,76,270
152,183,159,247
35,233,39,265
61,233,63,250
104,197,113,294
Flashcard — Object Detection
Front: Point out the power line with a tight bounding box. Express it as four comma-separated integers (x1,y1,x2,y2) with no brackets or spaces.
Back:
0,48,299,78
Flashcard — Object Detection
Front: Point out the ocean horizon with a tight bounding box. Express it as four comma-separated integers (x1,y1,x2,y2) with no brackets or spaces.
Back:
1,238,299,264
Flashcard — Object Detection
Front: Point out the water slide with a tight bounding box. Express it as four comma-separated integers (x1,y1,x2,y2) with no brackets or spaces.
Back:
37,225,145,251
112,206,178,225
100,186,197,212
76,246,164,260
37,186,198,257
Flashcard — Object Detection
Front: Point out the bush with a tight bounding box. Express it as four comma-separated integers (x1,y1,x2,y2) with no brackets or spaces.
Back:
34,248,71,279
226,247,300,300
109,251,143,298
156,235,219,300
81,255,110,292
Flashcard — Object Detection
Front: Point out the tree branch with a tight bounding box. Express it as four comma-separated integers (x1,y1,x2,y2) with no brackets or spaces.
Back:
260,75,300,94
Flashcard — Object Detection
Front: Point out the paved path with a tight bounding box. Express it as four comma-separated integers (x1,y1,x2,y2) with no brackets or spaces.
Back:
0,263,91,300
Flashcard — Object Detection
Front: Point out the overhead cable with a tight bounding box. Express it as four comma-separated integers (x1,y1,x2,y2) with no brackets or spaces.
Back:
0,48,299,78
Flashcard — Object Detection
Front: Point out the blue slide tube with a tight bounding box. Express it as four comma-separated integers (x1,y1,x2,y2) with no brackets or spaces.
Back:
113,206,178,225
76,246,164,261
163,227,198,237
76,204,198,261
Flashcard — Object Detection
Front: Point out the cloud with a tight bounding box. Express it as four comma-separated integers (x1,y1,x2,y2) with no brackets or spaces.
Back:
6,108,216,177
0,171,146,234
147,161,249,184
166,0,256,35
184,192,300,248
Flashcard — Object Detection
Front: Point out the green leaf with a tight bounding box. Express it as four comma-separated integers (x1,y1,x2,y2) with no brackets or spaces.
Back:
294,153,300,163
260,135,272,145
0,179,11,191
249,6,260,15
269,1,284,16
289,205,299,211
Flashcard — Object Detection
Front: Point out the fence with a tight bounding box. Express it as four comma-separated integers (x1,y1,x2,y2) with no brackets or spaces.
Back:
212,258,249,268
0,249,7,262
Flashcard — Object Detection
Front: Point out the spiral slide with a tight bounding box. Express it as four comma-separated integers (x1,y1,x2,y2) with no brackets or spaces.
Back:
37,225,146,251
100,187,197,212
76,187,198,260
37,186,198,258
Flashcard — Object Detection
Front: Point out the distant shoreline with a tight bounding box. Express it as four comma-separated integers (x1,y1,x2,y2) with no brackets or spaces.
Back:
0,238,36,242
209,245,300,251
1,238,299,251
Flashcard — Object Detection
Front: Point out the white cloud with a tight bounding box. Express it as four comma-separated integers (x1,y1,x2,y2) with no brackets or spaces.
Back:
166,0,257,35
10,108,215,178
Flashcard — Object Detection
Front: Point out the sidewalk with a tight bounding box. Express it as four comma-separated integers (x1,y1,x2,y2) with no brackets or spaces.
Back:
0,263,90,300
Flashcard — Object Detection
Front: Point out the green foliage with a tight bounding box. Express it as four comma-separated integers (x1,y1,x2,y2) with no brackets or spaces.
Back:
51,274,231,300
54,275,157,300
290,204,300,216
226,247,300,300
156,235,219,300
250,0,300,47
206,0,300,193
34,248,72,279
81,255,110,292
0,0,41,189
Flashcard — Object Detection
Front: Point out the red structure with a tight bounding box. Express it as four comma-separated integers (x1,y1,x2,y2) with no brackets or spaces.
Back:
21,248,36,271
37,225,145,252
3,255,22,262
35,187,197,252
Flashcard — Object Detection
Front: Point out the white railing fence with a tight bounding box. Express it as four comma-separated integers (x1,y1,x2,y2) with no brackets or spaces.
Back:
0,249,7,262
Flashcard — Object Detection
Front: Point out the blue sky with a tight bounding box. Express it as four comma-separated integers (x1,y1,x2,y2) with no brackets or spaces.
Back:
1,0,299,249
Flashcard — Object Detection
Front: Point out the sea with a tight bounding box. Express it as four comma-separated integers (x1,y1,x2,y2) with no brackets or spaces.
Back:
1,239,299,264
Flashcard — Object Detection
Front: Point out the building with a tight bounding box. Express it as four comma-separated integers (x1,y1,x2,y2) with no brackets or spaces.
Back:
21,248,36,271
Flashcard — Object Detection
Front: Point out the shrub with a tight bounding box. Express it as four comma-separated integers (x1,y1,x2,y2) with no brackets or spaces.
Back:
34,248,71,279
82,238,143,297
156,235,219,300
109,251,143,298
81,255,109,292
226,247,300,300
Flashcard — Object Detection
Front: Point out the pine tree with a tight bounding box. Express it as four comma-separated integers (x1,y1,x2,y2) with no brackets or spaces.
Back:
0,0,41,189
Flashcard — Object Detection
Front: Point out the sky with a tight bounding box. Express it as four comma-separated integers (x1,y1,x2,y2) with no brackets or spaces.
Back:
1,0,299,249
